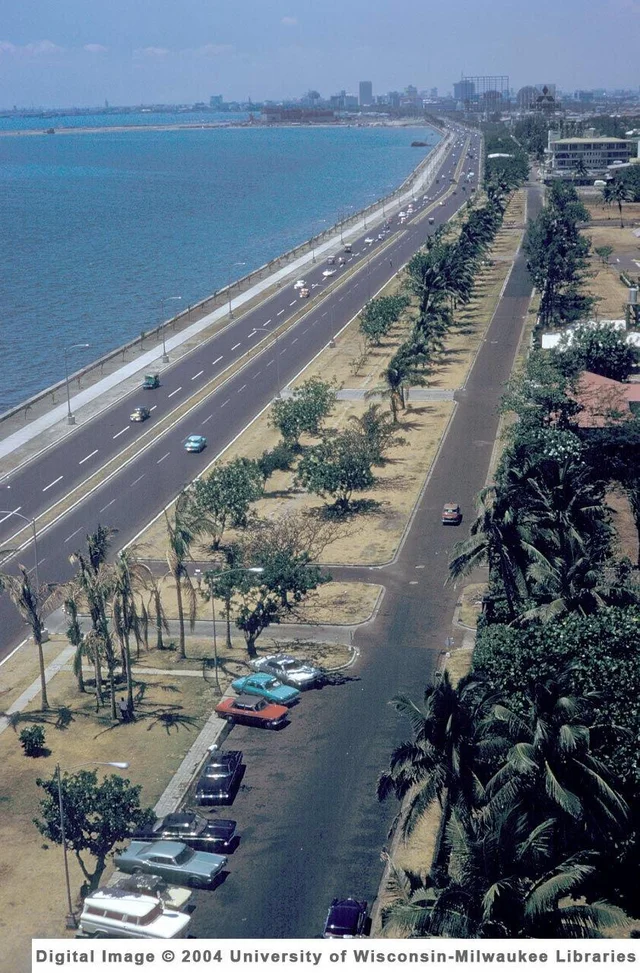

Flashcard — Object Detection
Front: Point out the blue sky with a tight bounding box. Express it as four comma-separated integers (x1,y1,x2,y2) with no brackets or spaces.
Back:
1,0,638,108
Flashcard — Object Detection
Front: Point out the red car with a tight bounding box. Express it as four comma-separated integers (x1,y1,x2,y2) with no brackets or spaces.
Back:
442,502,462,525
216,695,288,729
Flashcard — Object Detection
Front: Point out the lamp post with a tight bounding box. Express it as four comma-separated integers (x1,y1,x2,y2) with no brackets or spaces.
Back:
339,205,354,245
227,262,246,318
56,760,129,928
0,510,39,591
159,295,182,363
253,326,281,398
198,567,263,691
63,343,90,425
311,220,326,263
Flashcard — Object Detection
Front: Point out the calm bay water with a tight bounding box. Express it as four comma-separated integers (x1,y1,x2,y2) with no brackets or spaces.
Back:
0,122,439,410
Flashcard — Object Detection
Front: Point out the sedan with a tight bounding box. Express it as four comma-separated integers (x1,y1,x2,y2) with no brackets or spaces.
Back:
323,898,368,938
442,502,462,526
364,237,374,245
294,279,306,289
132,812,237,852
184,435,207,453
130,406,151,422
196,750,243,806
231,672,300,706
249,653,321,689
115,840,227,889
322,269,336,278
215,694,288,729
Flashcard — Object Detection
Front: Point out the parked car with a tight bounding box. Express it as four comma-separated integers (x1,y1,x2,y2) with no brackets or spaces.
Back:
142,373,160,389
216,694,289,729
184,435,207,453
442,502,462,525
231,672,300,706
195,750,243,805
114,840,227,889
132,812,237,852
322,269,336,278
249,653,321,689
109,872,193,912
78,889,191,939
130,406,150,422
323,898,368,938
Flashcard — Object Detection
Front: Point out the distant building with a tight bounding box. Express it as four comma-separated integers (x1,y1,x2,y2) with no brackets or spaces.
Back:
548,135,637,172
209,95,224,108
430,87,438,99
359,81,373,107
387,91,401,108
261,107,336,123
517,86,539,109
454,79,475,102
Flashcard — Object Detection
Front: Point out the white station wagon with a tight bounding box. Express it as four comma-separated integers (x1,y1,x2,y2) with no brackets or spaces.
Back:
78,889,191,939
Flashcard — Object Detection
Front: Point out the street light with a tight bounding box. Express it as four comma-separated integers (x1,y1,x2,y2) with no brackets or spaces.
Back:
159,295,182,363
56,760,129,928
63,343,90,426
197,567,263,691
311,220,326,263
253,326,281,399
339,205,354,245
0,510,39,592
228,262,246,318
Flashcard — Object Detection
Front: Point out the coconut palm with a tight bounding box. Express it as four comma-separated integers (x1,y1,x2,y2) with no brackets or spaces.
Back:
368,347,430,423
111,551,147,714
62,586,86,694
164,492,198,660
601,180,632,228
0,566,56,710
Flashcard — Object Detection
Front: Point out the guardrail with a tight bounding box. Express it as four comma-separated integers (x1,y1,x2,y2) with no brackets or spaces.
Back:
0,129,454,428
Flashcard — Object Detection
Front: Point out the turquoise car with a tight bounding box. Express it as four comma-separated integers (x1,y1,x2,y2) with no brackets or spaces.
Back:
231,672,300,706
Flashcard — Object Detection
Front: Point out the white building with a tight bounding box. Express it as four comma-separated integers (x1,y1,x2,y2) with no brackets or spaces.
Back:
547,135,637,173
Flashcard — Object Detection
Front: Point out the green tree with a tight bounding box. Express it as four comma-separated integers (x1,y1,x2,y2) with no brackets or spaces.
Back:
245,520,331,610
0,566,55,710
111,551,147,714
164,493,198,660
270,378,336,448
192,457,263,550
295,431,375,513
555,322,640,382
594,244,614,265
234,574,282,659
34,770,155,893
602,181,632,228
348,404,406,465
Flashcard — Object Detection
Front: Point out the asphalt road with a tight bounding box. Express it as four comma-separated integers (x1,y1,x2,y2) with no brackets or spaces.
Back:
187,183,542,938
0,129,481,657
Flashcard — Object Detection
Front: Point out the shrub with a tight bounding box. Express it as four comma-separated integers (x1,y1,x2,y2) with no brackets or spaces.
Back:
19,724,46,757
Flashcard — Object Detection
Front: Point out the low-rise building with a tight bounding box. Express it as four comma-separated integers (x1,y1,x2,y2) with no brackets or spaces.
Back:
548,135,637,173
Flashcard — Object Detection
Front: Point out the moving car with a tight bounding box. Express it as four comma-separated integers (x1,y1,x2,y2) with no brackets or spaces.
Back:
442,502,462,526
130,406,150,422
115,841,227,889
249,653,321,689
143,373,160,389
323,898,368,938
364,237,374,245
299,287,310,298
326,255,336,265
215,694,289,729
343,244,352,254
195,750,243,805
132,812,237,852
428,217,435,225
78,889,191,940
184,435,207,453
294,279,306,289
231,672,300,706
322,269,336,278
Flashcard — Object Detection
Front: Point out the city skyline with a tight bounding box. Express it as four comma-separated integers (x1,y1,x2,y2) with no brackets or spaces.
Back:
1,0,639,107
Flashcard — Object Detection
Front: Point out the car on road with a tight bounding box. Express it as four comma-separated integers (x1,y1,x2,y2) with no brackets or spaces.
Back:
115,840,227,889
364,237,374,245
323,898,368,938
294,279,306,289
195,749,243,805
299,287,310,298
250,653,321,689
132,812,237,852
184,435,207,453
322,269,336,278
428,216,435,225
442,502,462,525
439,201,445,206
143,373,160,389
326,255,336,265
216,694,289,729
231,672,300,706
130,406,151,422
78,889,191,940
377,233,385,240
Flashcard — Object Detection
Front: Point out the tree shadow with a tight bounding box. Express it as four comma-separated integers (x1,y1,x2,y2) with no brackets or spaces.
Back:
146,711,202,735
318,671,361,688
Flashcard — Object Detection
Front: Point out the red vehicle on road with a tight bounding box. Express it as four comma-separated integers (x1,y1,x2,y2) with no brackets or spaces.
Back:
442,502,462,525
216,695,289,729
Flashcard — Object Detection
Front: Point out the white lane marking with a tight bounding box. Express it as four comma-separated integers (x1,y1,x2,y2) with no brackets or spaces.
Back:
253,370,262,378
131,474,145,486
191,370,204,381
157,452,170,464
289,300,296,306
42,475,63,493
321,312,328,318
354,251,360,256
247,331,256,338
302,328,309,334
64,527,82,544
212,355,223,365
221,399,230,408
312,283,319,288
78,449,98,465
266,359,274,367
263,319,272,326
168,387,182,398
202,414,214,424
113,426,130,439
277,309,285,315
291,338,298,344
150,405,157,412
0,506,22,526
99,498,117,513
238,384,247,393
231,342,241,351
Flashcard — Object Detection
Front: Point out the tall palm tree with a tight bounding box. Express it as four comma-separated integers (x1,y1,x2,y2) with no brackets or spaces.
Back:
369,348,430,423
0,566,54,710
164,492,198,659
111,551,147,714
62,585,86,694
601,181,632,227
70,525,117,710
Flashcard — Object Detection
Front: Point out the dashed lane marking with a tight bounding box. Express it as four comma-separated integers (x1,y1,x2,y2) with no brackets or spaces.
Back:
237,384,247,393
42,476,63,492
63,527,82,544
191,370,204,380
113,426,129,439
99,498,117,513
212,355,223,365
0,506,21,526
78,450,98,465
277,309,285,316
202,414,213,424
221,399,230,408
131,474,145,486
168,387,182,398
231,342,241,351
157,452,170,464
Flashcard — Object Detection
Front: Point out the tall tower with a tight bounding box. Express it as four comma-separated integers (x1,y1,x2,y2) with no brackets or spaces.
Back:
359,81,373,107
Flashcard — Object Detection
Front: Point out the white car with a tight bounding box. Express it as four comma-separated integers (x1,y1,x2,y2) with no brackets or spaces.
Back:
398,211,406,218
322,269,336,277
294,279,306,289
364,237,374,245
78,890,191,939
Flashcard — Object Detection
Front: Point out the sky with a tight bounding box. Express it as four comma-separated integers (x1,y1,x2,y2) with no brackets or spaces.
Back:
0,0,638,109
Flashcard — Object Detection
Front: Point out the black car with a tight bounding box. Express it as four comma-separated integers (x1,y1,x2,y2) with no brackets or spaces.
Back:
323,898,368,938
195,750,243,806
132,812,237,852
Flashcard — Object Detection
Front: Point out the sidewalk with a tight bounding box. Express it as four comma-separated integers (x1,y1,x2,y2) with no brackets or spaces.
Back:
0,134,453,468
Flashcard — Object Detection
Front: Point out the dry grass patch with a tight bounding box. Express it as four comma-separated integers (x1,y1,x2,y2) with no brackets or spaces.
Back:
608,487,638,563
0,634,67,713
456,582,486,630
174,636,352,673
445,646,474,686
583,198,640,226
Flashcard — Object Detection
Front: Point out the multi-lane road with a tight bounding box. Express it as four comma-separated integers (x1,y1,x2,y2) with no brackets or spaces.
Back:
0,128,482,658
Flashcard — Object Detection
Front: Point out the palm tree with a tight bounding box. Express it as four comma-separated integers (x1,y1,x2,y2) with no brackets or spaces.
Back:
573,159,588,182
62,586,86,694
138,565,169,651
0,566,54,710
601,181,632,227
369,348,430,423
111,551,147,714
70,525,117,710
164,492,198,659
